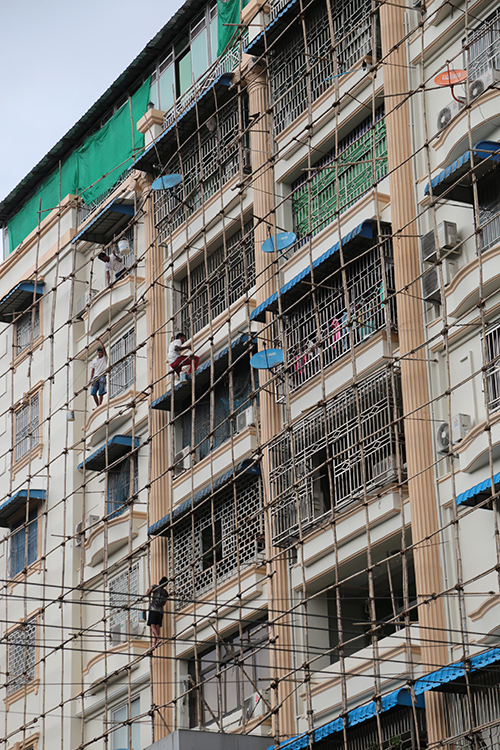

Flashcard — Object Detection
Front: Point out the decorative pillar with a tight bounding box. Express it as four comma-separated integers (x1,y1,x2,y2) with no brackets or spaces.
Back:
243,58,296,741
140,173,174,739
378,4,449,745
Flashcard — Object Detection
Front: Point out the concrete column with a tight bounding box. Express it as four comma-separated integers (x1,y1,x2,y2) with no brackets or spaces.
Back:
243,59,295,741
140,174,174,739
378,4,449,745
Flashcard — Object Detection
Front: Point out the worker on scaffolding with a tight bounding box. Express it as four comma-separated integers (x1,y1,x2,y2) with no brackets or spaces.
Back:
89,339,108,408
146,577,169,647
168,332,200,377
98,245,126,285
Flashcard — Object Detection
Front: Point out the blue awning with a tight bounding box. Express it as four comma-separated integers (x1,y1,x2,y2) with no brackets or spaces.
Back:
72,200,134,245
0,489,46,527
131,73,234,173
148,459,261,536
413,647,500,694
78,435,140,472
152,333,253,412
251,220,376,322
0,281,44,324
456,470,500,509
424,141,500,203
245,0,300,56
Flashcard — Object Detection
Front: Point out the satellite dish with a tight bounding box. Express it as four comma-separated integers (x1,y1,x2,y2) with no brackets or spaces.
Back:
152,174,183,190
262,232,297,254
250,349,284,370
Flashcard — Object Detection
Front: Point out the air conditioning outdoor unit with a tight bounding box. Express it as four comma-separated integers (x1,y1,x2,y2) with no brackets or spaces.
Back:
422,258,458,303
451,413,472,444
236,407,255,432
243,691,268,722
437,99,464,132
173,446,194,477
421,221,459,262
110,623,127,643
469,66,500,100
436,422,450,453
74,514,100,546
128,619,145,638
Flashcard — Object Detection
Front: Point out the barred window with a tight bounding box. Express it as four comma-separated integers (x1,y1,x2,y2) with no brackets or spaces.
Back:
10,508,38,577
15,306,40,355
108,562,141,641
110,329,135,398
465,8,500,78
7,619,37,695
14,393,40,462
485,322,500,413
107,455,138,519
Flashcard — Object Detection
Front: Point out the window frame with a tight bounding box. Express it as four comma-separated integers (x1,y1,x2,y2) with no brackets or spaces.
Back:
9,504,40,579
12,385,43,474
485,320,500,413
6,615,39,705
108,562,142,642
106,454,138,519
109,695,141,750
109,328,135,399
14,303,41,358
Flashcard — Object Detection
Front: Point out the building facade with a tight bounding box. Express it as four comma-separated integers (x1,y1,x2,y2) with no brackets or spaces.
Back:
0,0,500,749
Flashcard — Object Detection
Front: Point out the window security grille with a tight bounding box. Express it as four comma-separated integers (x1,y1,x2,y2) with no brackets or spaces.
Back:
442,668,500,749
485,322,500,413
107,456,138,518
10,508,38,577
7,619,36,695
110,329,135,398
269,369,403,545
108,562,141,639
478,173,500,253
169,474,263,610
339,706,427,750
154,97,248,241
178,223,255,337
291,108,387,241
15,307,40,355
466,8,500,80
269,0,375,136
15,393,40,462
277,238,395,394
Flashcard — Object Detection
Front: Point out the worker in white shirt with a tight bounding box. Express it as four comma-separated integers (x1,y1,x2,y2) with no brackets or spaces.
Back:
89,339,108,408
98,246,126,285
167,332,200,376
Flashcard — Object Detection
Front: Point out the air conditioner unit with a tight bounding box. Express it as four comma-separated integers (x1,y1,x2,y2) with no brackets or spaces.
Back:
421,221,459,262
422,258,458,303
110,623,127,643
437,99,464,132
451,413,472,444
436,422,450,453
372,454,397,480
173,446,194,477
74,514,100,546
128,619,145,638
236,407,255,432
469,66,500,101
243,691,268,722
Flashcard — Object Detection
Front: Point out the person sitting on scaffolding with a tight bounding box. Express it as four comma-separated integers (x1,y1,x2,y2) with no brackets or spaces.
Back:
167,332,200,377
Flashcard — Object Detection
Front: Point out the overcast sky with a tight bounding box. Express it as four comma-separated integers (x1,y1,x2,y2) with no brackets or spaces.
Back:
0,0,185,204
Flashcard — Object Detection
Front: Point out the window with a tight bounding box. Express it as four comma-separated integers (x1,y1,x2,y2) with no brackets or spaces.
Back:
108,563,141,642
188,620,270,727
10,508,38,577
485,322,500,413
110,696,140,750
15,306,40,356
7,619,37,695
478,172,500,253
107,455,138,518
14,393,40,462
110,329,135,398
465,8,500,78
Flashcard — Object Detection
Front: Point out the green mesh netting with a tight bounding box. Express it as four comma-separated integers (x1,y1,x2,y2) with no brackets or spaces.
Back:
7,76,151,253
217,0,249,56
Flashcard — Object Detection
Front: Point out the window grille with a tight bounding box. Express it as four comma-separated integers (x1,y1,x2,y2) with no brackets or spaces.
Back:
15,393,40,462
465,8,500,79
110,329,135,398
107,456,138,518
278,236,395,393
154,97,248,241
15,306,40,355
7,619,37,695
485,322,500,413
269,0,376,136
269,369,403,545
314,707,426,750
442,668,500,749
10,508,38,577
291,108,387,241
178,222,255,337
478,173,500,253
108,562,141,638
169,474,263,610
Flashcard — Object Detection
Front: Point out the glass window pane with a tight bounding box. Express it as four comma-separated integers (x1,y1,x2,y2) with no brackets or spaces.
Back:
159,64,175,112
192,29,209,82
149,81,158,110
178,51,192,95
210,18,218,62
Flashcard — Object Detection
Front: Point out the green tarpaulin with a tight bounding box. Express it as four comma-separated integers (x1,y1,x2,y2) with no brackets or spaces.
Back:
217,0,247,56
7,76,151,253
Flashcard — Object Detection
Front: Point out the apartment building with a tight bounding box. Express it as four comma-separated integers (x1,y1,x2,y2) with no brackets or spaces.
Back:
0,0,499,749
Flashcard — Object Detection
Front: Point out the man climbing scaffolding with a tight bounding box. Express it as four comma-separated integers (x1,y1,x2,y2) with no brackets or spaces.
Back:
146,577,169,647
167,332,200,376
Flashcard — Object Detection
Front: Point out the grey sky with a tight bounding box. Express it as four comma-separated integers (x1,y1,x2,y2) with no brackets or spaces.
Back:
0,0,184,204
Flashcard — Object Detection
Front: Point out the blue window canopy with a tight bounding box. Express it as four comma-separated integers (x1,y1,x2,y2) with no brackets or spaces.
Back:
0,489,46,527
0,281,44,324
456,470,500,509
244,0,300,57
413,646,500,694
78,435,140,472
148,459,261,536
152,333,254,413
251,220,382,323
424,141,500,204
131,73,234,174
72,199,134,245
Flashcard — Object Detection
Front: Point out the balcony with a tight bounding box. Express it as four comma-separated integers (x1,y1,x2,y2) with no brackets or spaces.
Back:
82,272,144,336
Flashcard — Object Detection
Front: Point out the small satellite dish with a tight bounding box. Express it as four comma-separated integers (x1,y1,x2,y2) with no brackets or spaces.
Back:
250,349,284,370
152,174,183,190
434,70,466,86
261,232,297,254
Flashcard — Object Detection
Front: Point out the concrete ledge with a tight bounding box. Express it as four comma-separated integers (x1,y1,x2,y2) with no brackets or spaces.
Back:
145,730,271,750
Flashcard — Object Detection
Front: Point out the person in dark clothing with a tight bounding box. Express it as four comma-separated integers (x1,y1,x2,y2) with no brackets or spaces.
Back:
146,577,169,647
